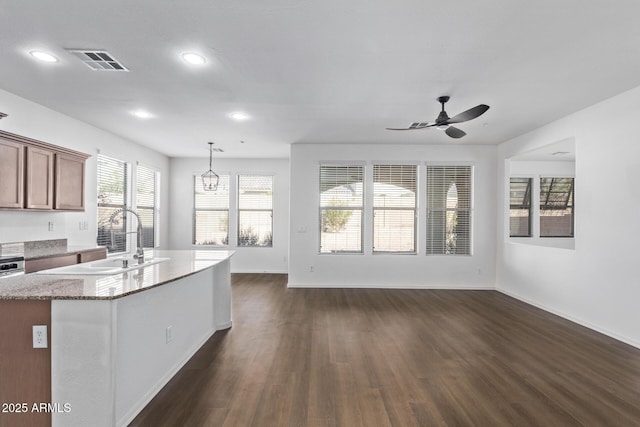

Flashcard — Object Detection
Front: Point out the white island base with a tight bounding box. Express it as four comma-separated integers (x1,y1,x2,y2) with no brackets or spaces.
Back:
50,257,232,427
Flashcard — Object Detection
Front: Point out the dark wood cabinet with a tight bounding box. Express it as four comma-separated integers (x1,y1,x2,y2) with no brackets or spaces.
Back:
0,130,89,211
25,248,107,273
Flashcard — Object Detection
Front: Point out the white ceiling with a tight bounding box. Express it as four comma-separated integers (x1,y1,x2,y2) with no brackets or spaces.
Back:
1,0,639,159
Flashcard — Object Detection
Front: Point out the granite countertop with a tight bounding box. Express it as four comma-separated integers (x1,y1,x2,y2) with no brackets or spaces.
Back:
0,250,234,301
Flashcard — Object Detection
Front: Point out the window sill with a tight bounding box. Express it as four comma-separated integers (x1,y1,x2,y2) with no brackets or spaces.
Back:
508,237,575,250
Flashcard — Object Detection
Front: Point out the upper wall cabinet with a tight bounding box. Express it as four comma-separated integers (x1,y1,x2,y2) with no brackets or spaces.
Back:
0,130,90,211
0,138,24,208
55,153,85,210
25,146,54,209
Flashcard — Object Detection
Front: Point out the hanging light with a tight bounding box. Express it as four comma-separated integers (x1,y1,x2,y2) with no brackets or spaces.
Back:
201,142,220,191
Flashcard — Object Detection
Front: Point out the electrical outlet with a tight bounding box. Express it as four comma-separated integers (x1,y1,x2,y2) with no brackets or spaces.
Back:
309,265,314,272
166,326,173,343
33,325,48,348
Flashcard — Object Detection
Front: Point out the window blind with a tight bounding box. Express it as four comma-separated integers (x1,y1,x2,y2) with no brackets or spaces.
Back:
193,175,230,246
319,165,364,253
426,166,472,255
540,177,574,237
97,154,129,253
373,164,417,253
238,175,273,247
136,164,157,248
509,177,532,237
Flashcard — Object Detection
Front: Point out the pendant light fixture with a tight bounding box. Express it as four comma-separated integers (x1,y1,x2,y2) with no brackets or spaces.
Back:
201,142,220,191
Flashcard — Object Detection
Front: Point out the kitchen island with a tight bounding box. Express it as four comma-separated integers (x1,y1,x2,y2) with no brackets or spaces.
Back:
0,250,233,427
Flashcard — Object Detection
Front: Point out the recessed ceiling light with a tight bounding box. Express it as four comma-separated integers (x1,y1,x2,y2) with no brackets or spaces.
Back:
30,50,58,63
181,52,206,65
131,110,154,119
230,112,250,121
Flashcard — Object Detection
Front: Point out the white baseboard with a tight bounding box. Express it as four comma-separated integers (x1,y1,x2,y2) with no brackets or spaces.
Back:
216,320,232,330
497,287,640,350
232,269,288,274
287,282,494,290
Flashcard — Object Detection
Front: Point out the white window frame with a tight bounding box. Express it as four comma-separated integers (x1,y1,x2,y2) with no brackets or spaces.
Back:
539,176,574,238
319,164,365,254
135,162,160,248
193,175,230,246
97,153,131,255
237,174,274,247
509,177,533,238
507,174,575,245
426,164,473,256
372,164,417,254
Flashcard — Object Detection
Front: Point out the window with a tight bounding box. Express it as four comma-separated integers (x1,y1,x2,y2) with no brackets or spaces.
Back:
136,164,158,248
193,175,230,246
540,177,574,237
373,164,417,253
426,166,472,255
97,154,129,253
319,165,364,253
238,175,273,247
509,177,532,237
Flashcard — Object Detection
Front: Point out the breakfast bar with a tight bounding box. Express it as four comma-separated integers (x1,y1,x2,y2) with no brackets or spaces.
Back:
0,250,233,427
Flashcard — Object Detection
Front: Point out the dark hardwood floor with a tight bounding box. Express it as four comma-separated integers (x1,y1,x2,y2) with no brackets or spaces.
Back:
130,274,640,426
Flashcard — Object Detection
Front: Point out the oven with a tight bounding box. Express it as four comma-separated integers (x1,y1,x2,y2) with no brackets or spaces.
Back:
0,256,25,278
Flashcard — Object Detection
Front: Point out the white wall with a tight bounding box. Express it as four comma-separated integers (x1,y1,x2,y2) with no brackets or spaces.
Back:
289,143,497,288
169,157,289,273
496,84,640,348
0,88,170,249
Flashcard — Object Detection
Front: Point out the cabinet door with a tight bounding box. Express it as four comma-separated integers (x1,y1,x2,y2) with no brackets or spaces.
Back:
78,248,107,263
0,138,24,208
55,153,86,210
25,146,54,209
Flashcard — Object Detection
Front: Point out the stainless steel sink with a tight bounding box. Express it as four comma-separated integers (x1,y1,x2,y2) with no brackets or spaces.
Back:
36,257,170,276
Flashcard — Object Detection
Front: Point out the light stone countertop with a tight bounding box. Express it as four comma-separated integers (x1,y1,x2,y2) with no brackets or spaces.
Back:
0,250,234,301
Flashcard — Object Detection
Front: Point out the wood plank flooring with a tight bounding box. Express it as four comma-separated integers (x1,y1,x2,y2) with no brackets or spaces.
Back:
130,274,640,426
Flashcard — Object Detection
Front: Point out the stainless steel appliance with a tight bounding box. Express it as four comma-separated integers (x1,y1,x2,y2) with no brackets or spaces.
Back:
0,256,25,278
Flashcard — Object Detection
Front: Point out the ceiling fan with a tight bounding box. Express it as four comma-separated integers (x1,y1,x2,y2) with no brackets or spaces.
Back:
386,96,490,139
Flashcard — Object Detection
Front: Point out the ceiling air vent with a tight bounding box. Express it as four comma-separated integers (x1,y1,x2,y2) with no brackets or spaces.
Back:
66,49,128,71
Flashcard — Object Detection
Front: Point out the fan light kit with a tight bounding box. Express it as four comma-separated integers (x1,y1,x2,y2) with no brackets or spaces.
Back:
386,96,490,139
201,142,220,191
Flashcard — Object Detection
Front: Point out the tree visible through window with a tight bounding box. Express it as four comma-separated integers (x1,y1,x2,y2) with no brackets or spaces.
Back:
319,165,364,253
97,154,129,253
238,175,273,247
193,175,230,246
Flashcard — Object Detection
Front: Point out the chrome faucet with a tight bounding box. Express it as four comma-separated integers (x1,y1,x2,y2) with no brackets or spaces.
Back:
108,208,145,265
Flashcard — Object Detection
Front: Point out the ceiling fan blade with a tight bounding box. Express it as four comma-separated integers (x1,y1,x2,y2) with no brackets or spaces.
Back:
445,126,466,139
386,122,435,131
446,104,490,124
